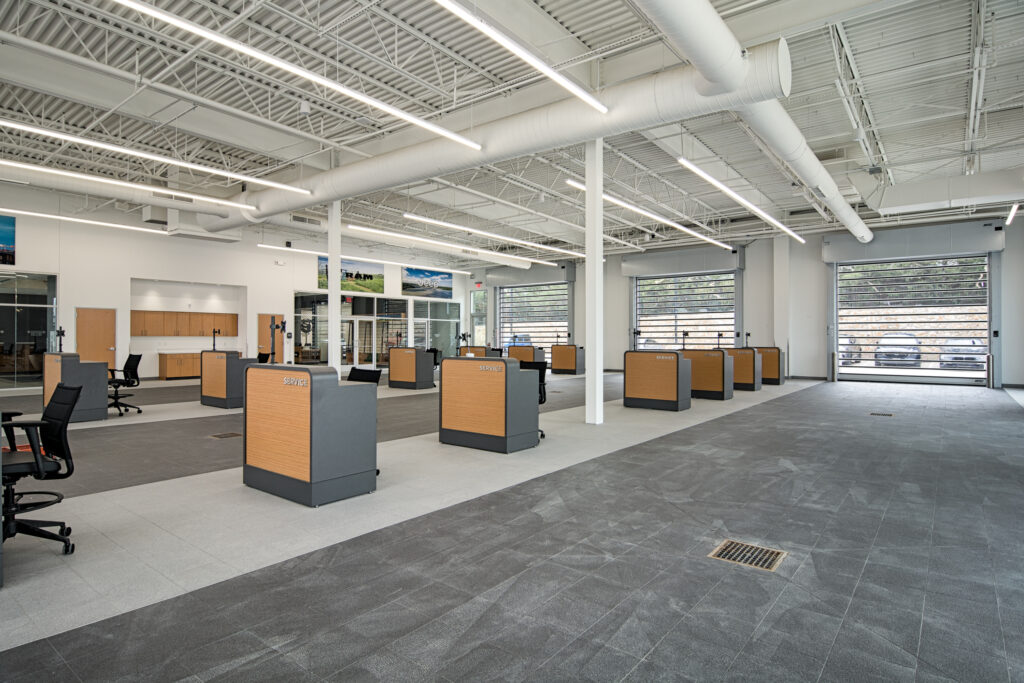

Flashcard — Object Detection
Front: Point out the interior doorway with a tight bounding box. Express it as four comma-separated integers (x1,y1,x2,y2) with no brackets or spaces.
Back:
257,313,286,363
76,307,116,369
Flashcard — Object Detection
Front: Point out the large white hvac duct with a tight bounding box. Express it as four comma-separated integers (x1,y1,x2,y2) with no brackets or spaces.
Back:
200,38,792,231
631,0,874,243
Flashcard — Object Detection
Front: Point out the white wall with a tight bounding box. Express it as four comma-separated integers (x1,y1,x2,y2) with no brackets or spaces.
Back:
741,238,773,347
787,234,829,378
1001,225,1024,385
0,185,469,379
573,255,630,370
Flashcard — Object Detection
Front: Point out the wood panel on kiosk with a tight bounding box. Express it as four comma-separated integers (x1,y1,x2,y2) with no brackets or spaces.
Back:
759,347,780,380
682,350,724,391
43,353,62,404
76,307,116,369
507,346,533,363
726,348,755,383
458,346,488,357
625,352,677,401
441,360,506,436
551,345,576,370
245,368,311,481
390,348,416,382
201,352,229,399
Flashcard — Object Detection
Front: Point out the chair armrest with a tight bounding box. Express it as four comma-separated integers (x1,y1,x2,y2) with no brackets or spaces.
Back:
1,420,46,474
109,368,123,378
1,411,23,420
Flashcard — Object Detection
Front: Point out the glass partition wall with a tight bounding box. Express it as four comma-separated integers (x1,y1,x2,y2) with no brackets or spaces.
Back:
294,292,459,369
0,273,58,388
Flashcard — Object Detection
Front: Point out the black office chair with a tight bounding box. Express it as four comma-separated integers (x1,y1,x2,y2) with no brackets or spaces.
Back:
520,360,547,439
2,383,81,555
256,353,270,363
347,367,382,384
426,347,441,368
108,353,142,416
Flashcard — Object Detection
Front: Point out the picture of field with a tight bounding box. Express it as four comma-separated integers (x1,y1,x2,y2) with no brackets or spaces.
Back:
401,267,453,299
317,256,385,293
0,215,14,266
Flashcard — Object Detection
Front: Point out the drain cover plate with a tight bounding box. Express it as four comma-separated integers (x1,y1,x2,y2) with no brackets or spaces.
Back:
709,539,787,572
211,432,242,439
869,412,894,417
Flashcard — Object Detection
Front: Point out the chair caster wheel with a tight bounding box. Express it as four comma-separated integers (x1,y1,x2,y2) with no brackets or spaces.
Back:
376,469,380,476
63,542,75,555
137,409,143,414
60,526,71,537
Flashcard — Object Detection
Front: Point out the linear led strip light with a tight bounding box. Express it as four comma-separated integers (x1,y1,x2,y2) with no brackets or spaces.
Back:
257,243,472,275
677,157,806,244
403,212,585,258
0,159,256,210
1008,203,1018,225
0,207,167,235
0,118,309,195
433,0,607,114
346,224,558,267
564,179,732,250
109,0,481,151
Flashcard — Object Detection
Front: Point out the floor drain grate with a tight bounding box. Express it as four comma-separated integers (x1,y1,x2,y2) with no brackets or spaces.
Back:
869,412,894,417
211,432,242,439
709,539,787,572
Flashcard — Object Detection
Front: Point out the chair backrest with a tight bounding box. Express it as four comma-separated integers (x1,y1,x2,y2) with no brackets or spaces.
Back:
347,367,383,384
122,353,142,384
426,347,441,367
519,361,547,405
256,352,270,363
40,383,81,472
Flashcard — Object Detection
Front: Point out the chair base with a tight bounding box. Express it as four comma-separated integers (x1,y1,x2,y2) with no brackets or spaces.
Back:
2,486,74,554
108,388,142,416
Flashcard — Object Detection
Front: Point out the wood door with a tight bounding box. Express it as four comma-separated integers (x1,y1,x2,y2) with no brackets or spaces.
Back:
76,307,116,369
257,313,285,360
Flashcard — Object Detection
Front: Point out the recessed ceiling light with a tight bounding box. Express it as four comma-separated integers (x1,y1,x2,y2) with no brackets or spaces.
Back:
0,207,167,235
677,157,806,244
1007,203,1018,226
565,179,732,250
403,212,585,258
109,0,481,151
0,159,256,210
432,0,608,114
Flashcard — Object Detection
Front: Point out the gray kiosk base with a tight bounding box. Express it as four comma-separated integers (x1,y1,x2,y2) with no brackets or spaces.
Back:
243,465,376,507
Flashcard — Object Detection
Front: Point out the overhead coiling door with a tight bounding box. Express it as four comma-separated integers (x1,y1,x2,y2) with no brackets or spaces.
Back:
497,282,570,350
836,256,989,385
635,272,735,349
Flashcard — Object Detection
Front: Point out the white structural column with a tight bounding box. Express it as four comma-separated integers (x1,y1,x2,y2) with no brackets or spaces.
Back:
327,200,342,374
585,138,604,424
772,235,790,370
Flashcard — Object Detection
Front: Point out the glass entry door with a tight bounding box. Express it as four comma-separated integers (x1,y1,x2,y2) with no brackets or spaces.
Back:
356,319,375,366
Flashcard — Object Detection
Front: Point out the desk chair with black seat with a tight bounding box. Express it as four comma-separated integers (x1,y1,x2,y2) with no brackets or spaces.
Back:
520,360,547,439
2,383,81,556
256,353,270,363
426,348,441,368
108,353,142,416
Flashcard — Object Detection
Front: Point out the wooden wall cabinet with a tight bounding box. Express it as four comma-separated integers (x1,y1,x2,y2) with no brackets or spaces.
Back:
158,352,201,379
130,311,238,337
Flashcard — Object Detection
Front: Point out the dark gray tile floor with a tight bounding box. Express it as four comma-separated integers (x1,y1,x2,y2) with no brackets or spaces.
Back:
8,374,623,499
4,381,1022,682
0,383,203,414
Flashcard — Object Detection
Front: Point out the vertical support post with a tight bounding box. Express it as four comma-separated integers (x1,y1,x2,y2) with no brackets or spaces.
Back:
585,138,604,425
772,235,790,375
327,200,342,375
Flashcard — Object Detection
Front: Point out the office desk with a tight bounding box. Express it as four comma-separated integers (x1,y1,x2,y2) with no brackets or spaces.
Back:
43,353,108,422
725,348,763,391
623,351,692,411
753,347,786,385
440,357,539,453
243,365,376,506
388,347,435,389
458,346,502,358
551,345,584,374
201,350,256,408
507,345,545,363
680,349,734,400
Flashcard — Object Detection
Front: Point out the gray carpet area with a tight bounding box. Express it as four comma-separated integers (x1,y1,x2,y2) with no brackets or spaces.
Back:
10,374,623,499
5,382,1023,681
